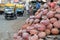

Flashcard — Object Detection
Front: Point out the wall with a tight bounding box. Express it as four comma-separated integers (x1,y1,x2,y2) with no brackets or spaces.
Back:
0,0,1,3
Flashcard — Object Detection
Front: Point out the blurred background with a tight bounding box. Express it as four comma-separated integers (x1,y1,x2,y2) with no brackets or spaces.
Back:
0,0,60,40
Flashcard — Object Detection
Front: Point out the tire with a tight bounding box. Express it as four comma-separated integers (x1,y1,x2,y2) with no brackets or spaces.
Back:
5,16,10,20
5,16,7,19
0,11,4,15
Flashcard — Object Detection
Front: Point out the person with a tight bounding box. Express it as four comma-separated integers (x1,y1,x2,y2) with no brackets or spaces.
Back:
25,2,29,15
29,5,33,15
36,1,41,10
43,3,48,9
42,0,47,2
42,0,47,4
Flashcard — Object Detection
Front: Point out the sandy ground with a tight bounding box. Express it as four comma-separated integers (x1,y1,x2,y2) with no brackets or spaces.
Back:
0,13,28,40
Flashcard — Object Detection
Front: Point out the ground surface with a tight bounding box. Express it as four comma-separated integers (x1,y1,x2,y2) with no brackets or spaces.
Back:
0,13,28,40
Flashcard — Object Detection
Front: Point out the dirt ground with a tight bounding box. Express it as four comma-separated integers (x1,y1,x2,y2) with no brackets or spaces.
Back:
0,13,28,40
